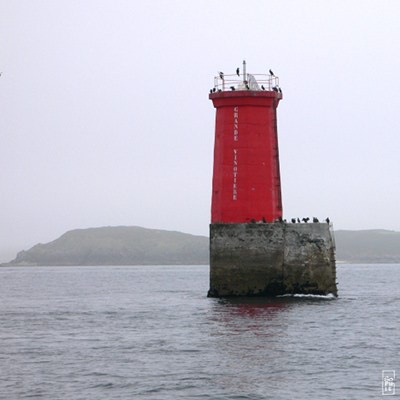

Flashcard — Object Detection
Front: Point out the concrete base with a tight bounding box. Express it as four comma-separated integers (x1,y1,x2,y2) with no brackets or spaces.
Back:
208,223,337,297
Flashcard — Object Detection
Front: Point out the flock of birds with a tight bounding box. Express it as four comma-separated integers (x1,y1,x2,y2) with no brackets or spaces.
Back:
250,217,331,224
280,217,330,224
210,68,282,94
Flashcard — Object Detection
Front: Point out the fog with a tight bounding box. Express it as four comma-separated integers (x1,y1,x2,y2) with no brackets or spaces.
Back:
1,0,400,261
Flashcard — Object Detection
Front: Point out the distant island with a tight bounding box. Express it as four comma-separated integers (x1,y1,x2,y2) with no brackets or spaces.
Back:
2,226,400,266
334,229,400,263
3,226,208,266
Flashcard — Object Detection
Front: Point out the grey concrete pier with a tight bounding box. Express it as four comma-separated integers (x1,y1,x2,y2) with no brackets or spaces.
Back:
208,223,337,297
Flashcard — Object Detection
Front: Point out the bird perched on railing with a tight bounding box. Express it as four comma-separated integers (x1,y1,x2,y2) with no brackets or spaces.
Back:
230,86,235,91
236,67,240,76
219,71,224,80
269,69,274,76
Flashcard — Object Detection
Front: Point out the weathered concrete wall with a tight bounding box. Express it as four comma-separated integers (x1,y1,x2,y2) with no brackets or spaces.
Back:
208,223,337,297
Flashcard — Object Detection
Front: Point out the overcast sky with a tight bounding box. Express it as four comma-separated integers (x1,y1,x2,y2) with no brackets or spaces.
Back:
1,0,400,261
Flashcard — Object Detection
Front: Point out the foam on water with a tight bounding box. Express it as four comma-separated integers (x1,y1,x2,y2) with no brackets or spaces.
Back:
278,293,337,299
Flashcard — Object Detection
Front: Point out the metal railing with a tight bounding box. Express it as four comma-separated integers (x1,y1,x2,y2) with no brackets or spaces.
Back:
212,61,280,92
213,73,280,92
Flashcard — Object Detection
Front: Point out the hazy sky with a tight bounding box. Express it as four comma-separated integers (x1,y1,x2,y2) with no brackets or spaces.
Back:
1,0,400,261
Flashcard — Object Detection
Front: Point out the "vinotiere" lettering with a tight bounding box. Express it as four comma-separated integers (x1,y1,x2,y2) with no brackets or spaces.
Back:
233,106,239,201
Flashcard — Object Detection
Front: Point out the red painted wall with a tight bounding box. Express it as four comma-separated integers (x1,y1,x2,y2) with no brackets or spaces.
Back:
210,91,283,223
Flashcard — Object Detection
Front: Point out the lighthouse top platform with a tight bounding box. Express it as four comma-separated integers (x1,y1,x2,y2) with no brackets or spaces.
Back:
209,88,282,106
210,69,282,95
209,70,283,107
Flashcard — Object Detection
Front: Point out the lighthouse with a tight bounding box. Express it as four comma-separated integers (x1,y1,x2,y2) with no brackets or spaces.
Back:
210,62,283,224
208,61,337,297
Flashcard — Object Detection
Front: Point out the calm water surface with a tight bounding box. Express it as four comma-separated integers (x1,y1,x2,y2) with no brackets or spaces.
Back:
0,264,399,399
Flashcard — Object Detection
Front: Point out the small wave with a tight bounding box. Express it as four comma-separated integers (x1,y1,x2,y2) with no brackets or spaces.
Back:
90,382,114,389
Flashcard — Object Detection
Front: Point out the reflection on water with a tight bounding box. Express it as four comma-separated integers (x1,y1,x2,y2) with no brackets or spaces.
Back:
209,295,335,329
210,297,290,329
218,297,290,314
202,295,347,398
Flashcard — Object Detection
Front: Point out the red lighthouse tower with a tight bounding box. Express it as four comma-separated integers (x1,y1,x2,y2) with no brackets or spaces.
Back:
210,62,283,224
208,61,337,298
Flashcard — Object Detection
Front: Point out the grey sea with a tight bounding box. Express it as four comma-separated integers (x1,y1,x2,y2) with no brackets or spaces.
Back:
0,264,399,400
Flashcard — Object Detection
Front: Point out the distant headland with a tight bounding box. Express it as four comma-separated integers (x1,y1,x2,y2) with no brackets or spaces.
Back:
2,226,208,266
2,226,400,266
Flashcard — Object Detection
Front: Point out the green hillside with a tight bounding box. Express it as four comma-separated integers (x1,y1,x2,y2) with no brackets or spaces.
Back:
5,226,209,266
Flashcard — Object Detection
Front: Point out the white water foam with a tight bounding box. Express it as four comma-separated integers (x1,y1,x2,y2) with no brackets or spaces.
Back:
277,293,337,299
